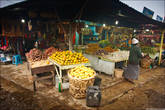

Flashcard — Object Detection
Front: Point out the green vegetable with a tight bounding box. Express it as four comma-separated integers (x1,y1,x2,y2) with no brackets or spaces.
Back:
99,40,110,48
141,46,157,55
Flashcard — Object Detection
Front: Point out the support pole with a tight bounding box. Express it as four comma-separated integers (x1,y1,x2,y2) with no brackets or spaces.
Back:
158,30,165,65
81,33,84,45
69,24,73,51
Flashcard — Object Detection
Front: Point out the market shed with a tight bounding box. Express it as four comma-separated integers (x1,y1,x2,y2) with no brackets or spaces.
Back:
0,0,164,60
0,0,164,28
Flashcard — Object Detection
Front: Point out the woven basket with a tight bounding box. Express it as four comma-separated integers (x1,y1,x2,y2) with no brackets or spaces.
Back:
114,69,124,78
141,59,151,69
68,70,95,99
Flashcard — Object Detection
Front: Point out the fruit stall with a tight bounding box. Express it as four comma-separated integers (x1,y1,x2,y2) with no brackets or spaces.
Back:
25,47,97,94
68,65,96,98
84,50,129,75
79,37,130,75
25,47,60,91
48,51,91,92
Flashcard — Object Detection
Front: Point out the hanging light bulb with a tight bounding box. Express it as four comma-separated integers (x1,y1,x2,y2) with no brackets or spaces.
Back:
21,19,25,23
85,24,88,28
134,29,136,33
103,24,106,27
115,20,119,25
146,29,149,32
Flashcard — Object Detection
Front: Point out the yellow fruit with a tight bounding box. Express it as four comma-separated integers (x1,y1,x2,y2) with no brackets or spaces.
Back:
49,51,89,66
69,65,95,79
46,60,50,64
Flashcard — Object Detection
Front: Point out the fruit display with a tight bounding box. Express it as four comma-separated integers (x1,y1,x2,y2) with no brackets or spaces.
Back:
68,65,95,98
85,43,99,54
98,40,110,48
26,48,43,62
26,47,61,62
85,43,119,55
30,60,52,68
49,51,89,65
141,46,157,55
103,46,118,53
95,49,108,56
103,50,129,61
69,65,96,79
43,47,61,59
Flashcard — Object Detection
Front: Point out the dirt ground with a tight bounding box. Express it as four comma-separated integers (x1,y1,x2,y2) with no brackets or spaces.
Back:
0,77,75,110
0,63,165,110
99,76,165,110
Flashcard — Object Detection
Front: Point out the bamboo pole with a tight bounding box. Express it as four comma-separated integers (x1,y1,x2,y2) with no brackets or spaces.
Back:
158,30,165,65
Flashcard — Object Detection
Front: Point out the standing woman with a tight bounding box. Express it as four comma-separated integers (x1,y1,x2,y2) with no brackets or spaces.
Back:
123,38,144,83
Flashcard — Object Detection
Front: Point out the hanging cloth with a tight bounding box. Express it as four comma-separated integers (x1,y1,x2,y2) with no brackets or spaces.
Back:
25,34,27,38
0,37,2,47
6,37,8,47
72,32,76,45
75,32,79,45
4,37,6,46
1,37,4,47
29,34,31,39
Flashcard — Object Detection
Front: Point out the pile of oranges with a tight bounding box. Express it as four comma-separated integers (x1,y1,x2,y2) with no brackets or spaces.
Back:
69,65,95,79
49,51,89,66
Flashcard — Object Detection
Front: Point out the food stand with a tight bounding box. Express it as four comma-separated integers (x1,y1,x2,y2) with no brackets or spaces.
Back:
84,50,129,75
48,51,91,92
27,60,55,91
48,58,91,91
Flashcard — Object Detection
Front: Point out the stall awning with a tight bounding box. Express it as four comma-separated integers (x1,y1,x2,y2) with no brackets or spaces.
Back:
0,0,164,29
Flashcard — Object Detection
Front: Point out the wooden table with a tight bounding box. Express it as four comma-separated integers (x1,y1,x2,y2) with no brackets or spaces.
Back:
27,61,55,91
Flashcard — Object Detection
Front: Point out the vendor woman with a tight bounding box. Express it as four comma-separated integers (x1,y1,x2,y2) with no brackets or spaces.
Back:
123,38,144,84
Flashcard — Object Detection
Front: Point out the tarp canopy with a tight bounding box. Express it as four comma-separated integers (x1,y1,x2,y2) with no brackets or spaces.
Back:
0,0,164,29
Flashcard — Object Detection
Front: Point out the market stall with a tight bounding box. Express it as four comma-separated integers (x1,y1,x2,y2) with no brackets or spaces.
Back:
27,60,55,91
84,50,129,75
26,47,59,91
68,65,96,98
48,51,91,92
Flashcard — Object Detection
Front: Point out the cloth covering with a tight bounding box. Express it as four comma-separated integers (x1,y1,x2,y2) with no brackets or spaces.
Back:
123,64,140,80
83,54,115,75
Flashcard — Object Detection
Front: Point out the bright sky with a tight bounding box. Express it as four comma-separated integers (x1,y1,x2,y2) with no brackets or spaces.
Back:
0,0,26,8
120,0,165,21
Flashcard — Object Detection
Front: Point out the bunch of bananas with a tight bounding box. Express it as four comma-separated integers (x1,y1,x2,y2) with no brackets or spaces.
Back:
49,51,89,65
69,65,95,79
